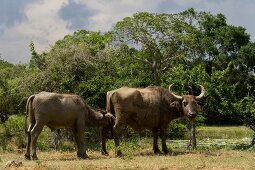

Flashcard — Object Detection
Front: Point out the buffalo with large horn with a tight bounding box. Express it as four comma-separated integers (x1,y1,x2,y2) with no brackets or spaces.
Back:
106,85,205,156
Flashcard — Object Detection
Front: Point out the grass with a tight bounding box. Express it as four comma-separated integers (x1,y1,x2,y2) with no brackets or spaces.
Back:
0,143,255,170
196,126,254,139
0,126,254,170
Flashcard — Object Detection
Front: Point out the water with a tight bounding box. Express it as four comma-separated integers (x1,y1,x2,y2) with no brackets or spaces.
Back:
167,137,252,148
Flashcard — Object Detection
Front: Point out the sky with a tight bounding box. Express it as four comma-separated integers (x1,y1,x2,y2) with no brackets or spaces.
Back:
0,0,254,64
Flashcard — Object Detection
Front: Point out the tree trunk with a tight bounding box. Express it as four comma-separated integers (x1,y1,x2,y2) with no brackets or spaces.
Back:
188,119,196,149
151,60,160,86
152,70,160,86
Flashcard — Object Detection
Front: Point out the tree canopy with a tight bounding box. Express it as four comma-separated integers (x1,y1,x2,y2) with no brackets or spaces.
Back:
0,8,255,128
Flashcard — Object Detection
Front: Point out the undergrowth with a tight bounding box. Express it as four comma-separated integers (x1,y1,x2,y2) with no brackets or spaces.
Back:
0,115,254,154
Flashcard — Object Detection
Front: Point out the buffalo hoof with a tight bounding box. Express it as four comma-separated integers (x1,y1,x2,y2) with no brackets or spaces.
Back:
77,153,89,159
115,150,123,157
153,149,162,155
24,154,31,160
32,155,38,160
101,151,109,156
163,150,169,155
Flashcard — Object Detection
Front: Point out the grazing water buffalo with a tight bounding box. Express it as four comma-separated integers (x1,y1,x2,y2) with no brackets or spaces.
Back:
24,92,115,160
107,85,205,156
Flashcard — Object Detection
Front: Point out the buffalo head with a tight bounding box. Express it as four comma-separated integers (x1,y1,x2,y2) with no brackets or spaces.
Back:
169,84,205,119
100,111,116,128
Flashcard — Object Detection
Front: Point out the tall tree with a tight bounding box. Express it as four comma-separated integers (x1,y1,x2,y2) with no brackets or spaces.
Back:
114,8,250,85
114,12,185,85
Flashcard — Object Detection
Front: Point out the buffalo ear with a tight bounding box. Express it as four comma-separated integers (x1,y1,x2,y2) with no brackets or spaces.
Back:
98,110,107,117
102,110,107,114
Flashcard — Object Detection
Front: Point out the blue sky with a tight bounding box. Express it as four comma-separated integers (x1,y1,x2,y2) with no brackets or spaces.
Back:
0,0,254,63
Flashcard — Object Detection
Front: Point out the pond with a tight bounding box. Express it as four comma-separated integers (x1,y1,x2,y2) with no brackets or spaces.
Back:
167,137,252,149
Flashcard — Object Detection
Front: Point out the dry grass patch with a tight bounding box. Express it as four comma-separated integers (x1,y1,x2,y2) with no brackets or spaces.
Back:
1,149,254,170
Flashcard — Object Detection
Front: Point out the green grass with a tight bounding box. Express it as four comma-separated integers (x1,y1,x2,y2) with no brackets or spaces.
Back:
0,126,254,169
196,126,254,139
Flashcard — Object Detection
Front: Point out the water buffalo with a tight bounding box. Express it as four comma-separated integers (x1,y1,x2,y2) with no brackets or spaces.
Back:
107,85,205,156
24,92,115,160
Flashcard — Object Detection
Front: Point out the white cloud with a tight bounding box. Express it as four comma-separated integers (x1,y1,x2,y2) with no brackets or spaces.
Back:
80,0,159,31
23,0,72,49
0,0,254,63
0,0,72,63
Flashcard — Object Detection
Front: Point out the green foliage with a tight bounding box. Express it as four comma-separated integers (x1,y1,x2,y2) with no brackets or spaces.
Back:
0,58,27,118
20,10,255,128
0,8,255,146
114,12,186,85
204,64,254,125
35,160,43,166
37,140,49,151
168,119,188,139
29,41,46,70
58,141,75,152
0,115,26,151
237,42,255,72
0,59,13,69
235,96,255,132
78,76,114,108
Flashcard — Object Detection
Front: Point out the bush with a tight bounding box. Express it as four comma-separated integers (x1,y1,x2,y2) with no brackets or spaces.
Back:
0,114,26,151
168,119,188,139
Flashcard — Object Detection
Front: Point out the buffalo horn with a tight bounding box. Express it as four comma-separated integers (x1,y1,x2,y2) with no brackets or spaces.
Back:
195,85,205,99
169,84,183,100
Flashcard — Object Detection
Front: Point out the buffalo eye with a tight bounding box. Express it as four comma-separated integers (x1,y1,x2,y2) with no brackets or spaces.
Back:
182,100,188,106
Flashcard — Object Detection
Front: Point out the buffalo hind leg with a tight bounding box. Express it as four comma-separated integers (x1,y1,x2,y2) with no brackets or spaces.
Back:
101,127,109,155
31,122,44,160
152,128,161,154
113,122,124,157
24,123,35,160
160,128,169,154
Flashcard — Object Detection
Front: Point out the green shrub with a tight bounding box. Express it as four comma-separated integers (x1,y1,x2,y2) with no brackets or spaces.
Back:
37,140,49,151
0,114,26,150
59,141,76,152
168,119,188,139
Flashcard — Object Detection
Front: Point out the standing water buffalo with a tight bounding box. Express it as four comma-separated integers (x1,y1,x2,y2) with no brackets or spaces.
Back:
24,92,115,160
107,85,205,156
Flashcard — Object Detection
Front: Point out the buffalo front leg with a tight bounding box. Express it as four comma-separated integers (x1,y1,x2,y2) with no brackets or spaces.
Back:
152,128,161,154
101,127,109,155
31,123,44,160
160,128,169,154
73,131,88,159
73,122,88,159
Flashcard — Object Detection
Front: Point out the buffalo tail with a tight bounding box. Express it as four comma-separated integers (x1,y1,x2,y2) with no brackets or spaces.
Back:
24,95,35,134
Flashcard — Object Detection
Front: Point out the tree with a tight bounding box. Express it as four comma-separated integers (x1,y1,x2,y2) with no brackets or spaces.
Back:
114,12,185,85
29,42,46,70
0,59,27,119
237,42,255,73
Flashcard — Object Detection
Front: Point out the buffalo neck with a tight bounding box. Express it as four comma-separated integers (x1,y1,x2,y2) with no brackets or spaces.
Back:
85,106,105,127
